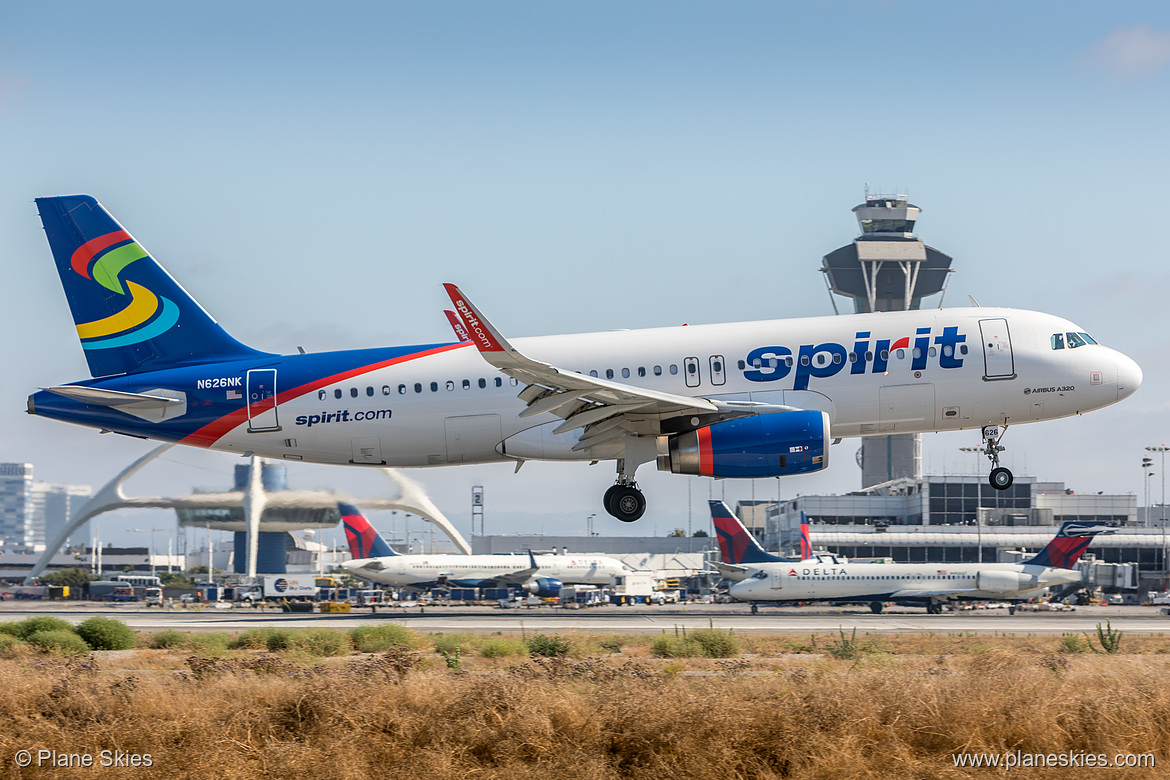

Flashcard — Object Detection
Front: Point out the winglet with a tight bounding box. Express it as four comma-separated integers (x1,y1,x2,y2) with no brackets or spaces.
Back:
443,310,472,343
443,283,509,353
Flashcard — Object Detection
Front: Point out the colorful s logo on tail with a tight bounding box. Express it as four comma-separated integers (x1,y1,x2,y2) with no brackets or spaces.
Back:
1024,521,1116,569
340,502,397,559
36,195,269,378
709,500,794,564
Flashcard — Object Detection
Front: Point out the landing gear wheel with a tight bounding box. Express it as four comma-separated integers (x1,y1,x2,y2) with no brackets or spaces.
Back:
1009,605,1017,615
606,486,646,522
989,467,1014,491
602,484,622,514
869,601,884,615
750,604,759,615
927,603,943,615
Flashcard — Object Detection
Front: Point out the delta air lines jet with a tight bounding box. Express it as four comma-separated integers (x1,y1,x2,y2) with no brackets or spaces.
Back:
711,501,1115,613
27,196,1142,522
337,502,627,595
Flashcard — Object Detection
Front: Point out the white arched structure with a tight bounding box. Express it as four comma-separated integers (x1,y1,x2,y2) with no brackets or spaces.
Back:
25,449,473,583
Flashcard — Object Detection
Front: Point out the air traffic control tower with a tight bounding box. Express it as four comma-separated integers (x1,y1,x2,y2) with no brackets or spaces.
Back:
821,193,954,488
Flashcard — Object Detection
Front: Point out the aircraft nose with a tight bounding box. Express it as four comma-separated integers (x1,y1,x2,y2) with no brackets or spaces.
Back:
1115,352,1143,401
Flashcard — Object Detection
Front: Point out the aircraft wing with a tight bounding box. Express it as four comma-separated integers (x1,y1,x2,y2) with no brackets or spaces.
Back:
443,284,794,448
888,587,980,599
708,562,751,581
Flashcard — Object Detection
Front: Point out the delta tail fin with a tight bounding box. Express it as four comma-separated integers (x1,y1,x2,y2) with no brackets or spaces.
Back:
36,195,272,378
709,500,792,564
800,512,812,560
340,502,398,559
1024,521,1116,569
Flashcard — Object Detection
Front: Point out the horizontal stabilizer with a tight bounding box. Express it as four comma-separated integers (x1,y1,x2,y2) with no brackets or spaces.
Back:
40,385,187,423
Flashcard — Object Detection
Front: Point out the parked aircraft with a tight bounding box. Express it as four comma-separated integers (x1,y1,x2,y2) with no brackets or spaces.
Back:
714,500,1115,613
337,502,627,595
28,195,1142,522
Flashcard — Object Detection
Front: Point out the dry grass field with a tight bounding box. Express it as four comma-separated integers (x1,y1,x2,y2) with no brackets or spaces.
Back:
0,622,1167,779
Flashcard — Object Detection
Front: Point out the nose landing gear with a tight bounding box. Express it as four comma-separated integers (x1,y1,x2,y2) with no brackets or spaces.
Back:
980,425,1013,491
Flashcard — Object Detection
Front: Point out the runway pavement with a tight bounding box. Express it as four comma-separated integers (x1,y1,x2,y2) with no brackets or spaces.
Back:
2,601,1167,635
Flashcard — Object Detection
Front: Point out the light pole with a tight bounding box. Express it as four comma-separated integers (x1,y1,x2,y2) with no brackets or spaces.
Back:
1143,456,1155,525
586,513,596,536
130,528,168,576
1148,446,1169,521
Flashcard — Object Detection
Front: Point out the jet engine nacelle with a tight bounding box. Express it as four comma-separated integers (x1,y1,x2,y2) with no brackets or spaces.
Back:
977,570,1030,591
657,410,829,478
522,577,564,598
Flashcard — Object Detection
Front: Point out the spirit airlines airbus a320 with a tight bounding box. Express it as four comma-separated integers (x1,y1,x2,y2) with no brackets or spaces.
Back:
27,196,1142,522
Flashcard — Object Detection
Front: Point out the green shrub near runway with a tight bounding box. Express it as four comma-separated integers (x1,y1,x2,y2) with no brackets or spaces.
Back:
75,616,137,650
25,629,90,655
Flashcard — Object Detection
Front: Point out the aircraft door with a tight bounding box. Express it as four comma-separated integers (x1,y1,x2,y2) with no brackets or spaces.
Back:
769,570,784,591
978,318,1016,380
246,369,280,432
709,355,726,386
684,357,701,388
351,438,384,465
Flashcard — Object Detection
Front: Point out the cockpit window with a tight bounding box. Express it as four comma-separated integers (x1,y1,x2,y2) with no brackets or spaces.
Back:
1051,333,1064,350
1066,332,1088,349
1079,332,1098,345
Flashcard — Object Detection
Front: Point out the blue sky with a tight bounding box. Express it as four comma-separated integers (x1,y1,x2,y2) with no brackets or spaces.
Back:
3,2,1169,549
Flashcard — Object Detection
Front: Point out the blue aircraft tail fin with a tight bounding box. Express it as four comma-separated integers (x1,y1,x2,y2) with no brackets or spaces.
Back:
35,195,271,378
339,502,398,559
709,500,791,564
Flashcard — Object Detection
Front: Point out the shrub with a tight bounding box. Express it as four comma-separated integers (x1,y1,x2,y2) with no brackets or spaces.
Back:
433,632,478,656
688,628,740,658
0,622,22,637
293,628,351,657
651,634,700,658
10,616,74,640
27,629,90,655
147,629,186,649
76,617,137,650
232,627,293,652
480,637,526,658
526,633,572,657
182,633,231,654
1060,634,1089,654
0,634,24,655
350,624,413,653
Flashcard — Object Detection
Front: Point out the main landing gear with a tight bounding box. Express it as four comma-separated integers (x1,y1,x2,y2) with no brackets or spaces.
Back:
980,425,1014,491
604,459,646,522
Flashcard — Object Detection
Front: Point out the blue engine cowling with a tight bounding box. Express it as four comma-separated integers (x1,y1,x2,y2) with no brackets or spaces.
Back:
659,410,830,478
523,577,564,598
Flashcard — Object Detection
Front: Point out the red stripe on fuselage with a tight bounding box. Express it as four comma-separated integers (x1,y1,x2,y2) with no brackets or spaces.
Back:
180,342,470,447
698,426,713,475
70,230,131,278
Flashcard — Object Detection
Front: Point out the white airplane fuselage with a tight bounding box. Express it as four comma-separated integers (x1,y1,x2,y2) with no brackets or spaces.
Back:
729,556,1082,604
342,553,627,590
191,307,1140,467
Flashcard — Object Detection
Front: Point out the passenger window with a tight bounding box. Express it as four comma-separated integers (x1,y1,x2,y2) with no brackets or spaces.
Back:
880,349,889,360
960,344,968,355
786,357,793,367
832,353,842,364
1051,333,1065,350
334,389,342,399
462,379,470,389
912,348,921,359
318,390,326,401
800,355,810,366
446,380,455,391
589,370,598,377
430,382,438,392
669,365,678,375
350,388,359,398
510,378,518,386
366,386,374,396
638,366,646,377
622,368,630,378
865,351,873,361
414,383,422,393
737,360,745,370
478,378,486,389
929,347,937,357
397,385,405,394
654,365,663,376
495,377,503,387
606,369,614,379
